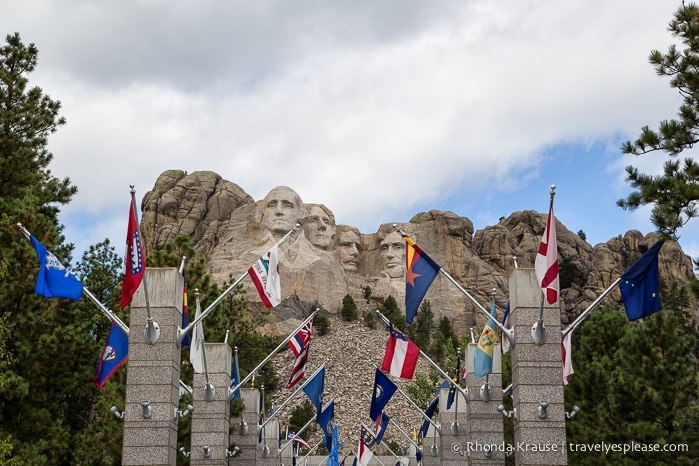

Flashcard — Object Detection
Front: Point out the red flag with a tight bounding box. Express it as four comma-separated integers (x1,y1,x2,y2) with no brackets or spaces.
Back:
120,201,145,309
535,194,559,304
381,325,420,379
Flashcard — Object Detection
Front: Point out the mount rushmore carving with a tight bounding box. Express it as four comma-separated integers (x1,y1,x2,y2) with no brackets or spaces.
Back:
139,170,697,332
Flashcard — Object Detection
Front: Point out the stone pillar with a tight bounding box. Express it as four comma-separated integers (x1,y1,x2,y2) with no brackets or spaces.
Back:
420,419,441,465
465,343,505,464
510,269,567,465
436,384,469,466
229,388,261,463
190,343,232,464
122,268,183,466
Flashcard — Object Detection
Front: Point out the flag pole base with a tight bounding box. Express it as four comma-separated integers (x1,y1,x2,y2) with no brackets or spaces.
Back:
144,320,160,345
531,321,547,346
204,384,216,402
480,383,492,401
450,421,460,435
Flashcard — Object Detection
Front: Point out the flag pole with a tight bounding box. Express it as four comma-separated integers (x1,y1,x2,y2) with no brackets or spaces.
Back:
375,309,469,402
228,310,318,401
16,222,130,336
366,359,441,433
278,399,333,458
393,225,515,349
178,224,299,346
561,277,621,339
532,186,556,346
257,363,326,432
130,186,159,345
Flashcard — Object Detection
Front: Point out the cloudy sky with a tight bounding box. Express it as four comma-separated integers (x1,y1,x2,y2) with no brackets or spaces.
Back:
3,0,697,263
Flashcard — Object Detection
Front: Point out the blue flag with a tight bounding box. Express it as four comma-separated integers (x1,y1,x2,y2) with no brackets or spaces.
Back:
373,412,390,446
474,300,497,379
230,349,241,399
328,425,343,466
420,380,449,437
620,240,663,321
370,369,397,421
181,270,190,347
303,366,325,413
30,235,83,300
317,400,335,450
94,322,129,388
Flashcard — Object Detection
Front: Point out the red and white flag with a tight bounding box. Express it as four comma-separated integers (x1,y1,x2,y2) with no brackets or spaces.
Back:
287,319,313,388
535,194,559,304
120,200,145,309
562,332,574,385
381,325,420,379
357,438,373,466
248,243,281,308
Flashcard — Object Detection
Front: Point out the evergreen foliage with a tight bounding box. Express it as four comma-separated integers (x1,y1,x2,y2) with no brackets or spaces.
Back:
340,294,358,321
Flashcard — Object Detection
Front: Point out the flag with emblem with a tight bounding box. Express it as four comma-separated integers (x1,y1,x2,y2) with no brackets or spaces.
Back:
249,243,281,308
94,322,129,388
370,368,397,421
121,200,145,309
29,234,83,300
474,300,497,379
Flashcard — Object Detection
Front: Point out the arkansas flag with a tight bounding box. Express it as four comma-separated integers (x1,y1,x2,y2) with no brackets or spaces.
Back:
249,243,281,308
381,324,420,379
535,192,559,304
121,201,145,309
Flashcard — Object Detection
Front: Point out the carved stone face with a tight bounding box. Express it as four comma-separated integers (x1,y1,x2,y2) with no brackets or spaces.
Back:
262,186,303,236
338,229,360,272
380,231,405,278
304,205,334,250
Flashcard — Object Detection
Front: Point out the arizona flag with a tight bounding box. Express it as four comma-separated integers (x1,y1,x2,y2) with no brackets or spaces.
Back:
404,235,440,324
29,235,83,300
249,243,281,308
535,193,559,304
381,324,420,379
562,332,574,385
121,201,145,309
94,322,129,388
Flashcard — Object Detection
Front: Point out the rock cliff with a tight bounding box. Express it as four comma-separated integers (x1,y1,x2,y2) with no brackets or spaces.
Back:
141,170,697,333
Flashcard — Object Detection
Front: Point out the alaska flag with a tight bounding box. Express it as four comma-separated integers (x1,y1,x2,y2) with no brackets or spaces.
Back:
619,240,663,321
303,366,325,413
30,235,83,300
94,322,129,388
121,201,145,309
370,369,397,421
403,235,440,324
474,300,497,379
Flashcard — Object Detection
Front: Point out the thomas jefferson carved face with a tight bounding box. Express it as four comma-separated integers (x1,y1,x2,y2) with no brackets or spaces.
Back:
380,231,405,278
304,204,335,250
262,186,303,236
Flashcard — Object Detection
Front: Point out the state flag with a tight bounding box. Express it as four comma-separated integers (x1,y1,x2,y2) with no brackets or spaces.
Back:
381,324,420,379
535,193,559,304
619,240,663,321
29,235,83,300
474,300,497,379
121,201,145,309
248,243,281,308
404,236,440,324
562,332,574,385
370,368,397,422
94,322,129,388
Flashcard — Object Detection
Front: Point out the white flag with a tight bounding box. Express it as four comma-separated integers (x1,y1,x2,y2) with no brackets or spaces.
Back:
535,194,559,304
190,301,205,373
357,438,373,466
562,333,574,385
248,243,281,308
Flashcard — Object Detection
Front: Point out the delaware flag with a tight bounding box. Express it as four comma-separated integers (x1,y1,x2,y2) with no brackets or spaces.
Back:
94,322,129,388
381,324,420,379
29,235,83,300
403,235,440,324
535,193,559,304
248,243,281,308
474,300,497,379
370,368,397,421
121,201,145,309
619,240,663,321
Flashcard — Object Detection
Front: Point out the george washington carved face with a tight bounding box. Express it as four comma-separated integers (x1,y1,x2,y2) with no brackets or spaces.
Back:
262,186,304,237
